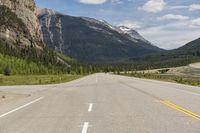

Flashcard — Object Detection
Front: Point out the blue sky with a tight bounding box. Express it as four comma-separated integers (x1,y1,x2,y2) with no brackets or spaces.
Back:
36,0,200,49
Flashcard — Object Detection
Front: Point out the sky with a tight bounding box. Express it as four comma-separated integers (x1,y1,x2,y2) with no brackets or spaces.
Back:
35,0,200,50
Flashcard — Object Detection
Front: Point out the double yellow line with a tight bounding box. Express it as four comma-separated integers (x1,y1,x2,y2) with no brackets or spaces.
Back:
160,100,200,121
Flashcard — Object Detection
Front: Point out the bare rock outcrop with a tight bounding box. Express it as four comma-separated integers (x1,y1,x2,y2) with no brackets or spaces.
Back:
0,0,44,49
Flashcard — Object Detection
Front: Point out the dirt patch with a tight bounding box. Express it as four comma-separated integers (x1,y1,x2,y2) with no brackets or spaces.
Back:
0,91,29,106
166,64,200,78
189,63,200,69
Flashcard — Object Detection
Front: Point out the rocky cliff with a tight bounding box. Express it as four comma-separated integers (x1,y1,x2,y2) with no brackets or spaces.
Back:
0,0,43,49
38,8,64,51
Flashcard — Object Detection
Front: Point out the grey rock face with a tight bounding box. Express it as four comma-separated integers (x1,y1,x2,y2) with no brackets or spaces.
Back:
38,8,64,51
0,0,43,49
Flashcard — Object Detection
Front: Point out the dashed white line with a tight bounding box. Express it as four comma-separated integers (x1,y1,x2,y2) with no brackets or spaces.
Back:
88,103,93,112
82,122,89,133
0,97,44,118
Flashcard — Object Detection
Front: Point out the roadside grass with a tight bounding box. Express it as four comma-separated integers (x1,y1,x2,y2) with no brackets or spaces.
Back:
0,74,83,86
119,72,200,87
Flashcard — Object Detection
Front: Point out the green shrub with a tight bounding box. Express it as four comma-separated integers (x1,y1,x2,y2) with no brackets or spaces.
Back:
3,66,11,76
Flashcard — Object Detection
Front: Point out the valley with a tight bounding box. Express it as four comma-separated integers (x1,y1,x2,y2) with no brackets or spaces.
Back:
0,0,200,132
0,0,200,85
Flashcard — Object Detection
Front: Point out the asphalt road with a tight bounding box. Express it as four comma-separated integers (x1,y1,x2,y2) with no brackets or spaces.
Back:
0,73,200,133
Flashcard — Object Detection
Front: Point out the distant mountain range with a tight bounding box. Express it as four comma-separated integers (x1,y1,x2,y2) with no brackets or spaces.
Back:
1,1,200,71
131,38,200,69
38,8,162,62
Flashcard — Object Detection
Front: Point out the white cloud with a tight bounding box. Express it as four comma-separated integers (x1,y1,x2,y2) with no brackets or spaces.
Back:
190,18,200,27
117,20,142,29
139,0,167,13
189,4,200,11
158,14,189,21
167,5,188,10
139,21,200,49
168,4,200,11
79,0,107,5
79,0,123,5
111,0,123,4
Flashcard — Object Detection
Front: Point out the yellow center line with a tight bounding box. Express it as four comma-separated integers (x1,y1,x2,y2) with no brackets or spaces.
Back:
160,100,200,121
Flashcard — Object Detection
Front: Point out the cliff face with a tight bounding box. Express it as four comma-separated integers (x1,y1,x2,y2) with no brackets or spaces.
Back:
0,0,43,49
38,9,64,51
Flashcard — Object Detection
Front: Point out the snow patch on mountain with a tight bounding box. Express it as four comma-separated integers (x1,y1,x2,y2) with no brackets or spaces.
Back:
118,26,150,43
82,17,150,44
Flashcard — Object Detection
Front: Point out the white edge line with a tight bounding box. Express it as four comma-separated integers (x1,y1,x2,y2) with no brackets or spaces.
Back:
0,97,44,118
82,122,89,133
88,103,93,112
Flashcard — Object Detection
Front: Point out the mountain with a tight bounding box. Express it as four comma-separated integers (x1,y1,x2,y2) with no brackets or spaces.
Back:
177,38,200,52
130,38,200,69
38,8,163,62
164,38,200,58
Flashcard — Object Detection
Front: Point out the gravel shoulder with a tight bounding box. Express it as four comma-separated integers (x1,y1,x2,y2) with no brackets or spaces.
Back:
0,91,29,106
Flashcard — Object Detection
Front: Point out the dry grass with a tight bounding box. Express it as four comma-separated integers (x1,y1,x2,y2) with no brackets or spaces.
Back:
121,62,200,87
0,74,83,86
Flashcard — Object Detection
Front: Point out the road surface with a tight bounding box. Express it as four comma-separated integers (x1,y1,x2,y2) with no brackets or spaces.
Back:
0,73,199,133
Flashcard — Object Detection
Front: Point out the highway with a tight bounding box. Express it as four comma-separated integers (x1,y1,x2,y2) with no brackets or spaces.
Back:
0,73,200,133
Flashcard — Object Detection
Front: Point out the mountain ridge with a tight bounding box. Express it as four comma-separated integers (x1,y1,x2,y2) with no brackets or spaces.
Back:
38,8,163,62
178,38,200,50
